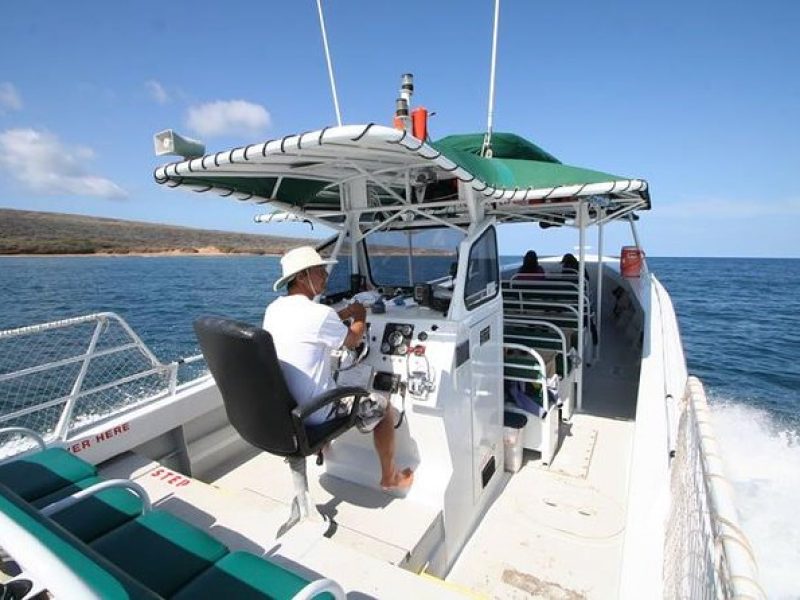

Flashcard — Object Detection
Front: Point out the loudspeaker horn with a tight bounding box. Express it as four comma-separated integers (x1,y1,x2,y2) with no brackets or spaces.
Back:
153,129,205,159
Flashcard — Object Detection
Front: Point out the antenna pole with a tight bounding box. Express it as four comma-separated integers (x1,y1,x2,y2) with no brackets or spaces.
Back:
316,0,342,126
482,0,501,157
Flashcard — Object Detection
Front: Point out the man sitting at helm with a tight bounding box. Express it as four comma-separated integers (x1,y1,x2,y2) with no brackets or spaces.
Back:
263,246,413,493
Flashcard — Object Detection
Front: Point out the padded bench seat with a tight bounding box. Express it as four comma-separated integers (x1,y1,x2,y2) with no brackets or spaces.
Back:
32,475,144,543
91,510,229,597
0,449,342,599
173,551,330,600
0,448,143,543
0,447,97,501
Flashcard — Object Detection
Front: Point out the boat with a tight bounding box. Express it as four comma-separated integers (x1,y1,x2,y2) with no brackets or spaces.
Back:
0,79,764,599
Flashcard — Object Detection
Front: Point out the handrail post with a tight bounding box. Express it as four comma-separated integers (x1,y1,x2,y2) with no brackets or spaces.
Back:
168,363,179,396
596,208,604,357
576,201,586,412
53,317,105,440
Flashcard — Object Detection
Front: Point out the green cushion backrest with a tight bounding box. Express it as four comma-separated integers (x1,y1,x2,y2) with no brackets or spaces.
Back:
32,475,144,543
0,482,159,599
0,447,97,501
91,511,229,598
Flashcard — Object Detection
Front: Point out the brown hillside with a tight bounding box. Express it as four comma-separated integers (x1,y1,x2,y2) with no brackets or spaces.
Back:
0,209,314,255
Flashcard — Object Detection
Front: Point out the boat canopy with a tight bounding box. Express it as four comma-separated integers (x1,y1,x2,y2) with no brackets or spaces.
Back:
154,124,650,230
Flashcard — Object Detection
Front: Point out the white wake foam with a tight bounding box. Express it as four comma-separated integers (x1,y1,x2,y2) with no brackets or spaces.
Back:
710,399,800,598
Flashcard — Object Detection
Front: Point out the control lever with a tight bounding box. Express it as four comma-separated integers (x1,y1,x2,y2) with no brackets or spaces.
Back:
407,371,435,397
406,349,435,399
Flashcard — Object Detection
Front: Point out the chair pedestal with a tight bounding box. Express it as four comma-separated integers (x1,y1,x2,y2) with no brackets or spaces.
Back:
278,456,324,537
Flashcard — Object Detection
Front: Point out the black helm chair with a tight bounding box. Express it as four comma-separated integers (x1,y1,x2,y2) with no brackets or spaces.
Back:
193,316,369,534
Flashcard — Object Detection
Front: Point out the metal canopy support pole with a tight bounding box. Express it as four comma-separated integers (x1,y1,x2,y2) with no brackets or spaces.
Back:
406,232,414,286
459,181,484,235
596,209,605,357
349,214,359,277
577,202,587,413
327,214,349,277
627,214,647,272
339,182,359,277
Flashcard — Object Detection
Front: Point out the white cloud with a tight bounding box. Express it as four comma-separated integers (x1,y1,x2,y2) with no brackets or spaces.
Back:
0,128,127,199
145,80,170,104
0,82,23,113
186,100,271,137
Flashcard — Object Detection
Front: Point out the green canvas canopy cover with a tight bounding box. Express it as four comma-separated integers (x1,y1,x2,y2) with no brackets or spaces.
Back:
431,133,634,195
154,124,649,226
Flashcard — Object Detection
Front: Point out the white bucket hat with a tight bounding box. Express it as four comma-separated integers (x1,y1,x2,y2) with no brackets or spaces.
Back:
273,245,337,291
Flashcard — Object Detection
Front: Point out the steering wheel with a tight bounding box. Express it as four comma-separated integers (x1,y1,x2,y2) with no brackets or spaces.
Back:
334,338,370,372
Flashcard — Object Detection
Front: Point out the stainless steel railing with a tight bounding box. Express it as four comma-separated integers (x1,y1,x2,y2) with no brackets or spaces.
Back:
0,312,204,453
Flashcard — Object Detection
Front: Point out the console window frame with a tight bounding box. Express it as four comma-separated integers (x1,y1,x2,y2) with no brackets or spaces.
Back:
463,225,499,311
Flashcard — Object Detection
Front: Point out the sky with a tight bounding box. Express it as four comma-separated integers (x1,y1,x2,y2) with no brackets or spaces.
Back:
1,0,798,258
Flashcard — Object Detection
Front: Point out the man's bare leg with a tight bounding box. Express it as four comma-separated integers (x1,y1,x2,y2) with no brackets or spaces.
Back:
373,408,413,490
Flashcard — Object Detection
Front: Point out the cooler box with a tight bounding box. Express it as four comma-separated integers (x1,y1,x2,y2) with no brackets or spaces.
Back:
620,246,644,277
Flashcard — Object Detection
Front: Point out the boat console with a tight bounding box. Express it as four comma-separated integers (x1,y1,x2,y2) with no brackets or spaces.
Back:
318,263,505,573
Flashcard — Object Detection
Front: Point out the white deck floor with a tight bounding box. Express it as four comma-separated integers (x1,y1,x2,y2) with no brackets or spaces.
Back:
446,315,640,599
99,314,640,599
212,450,442,570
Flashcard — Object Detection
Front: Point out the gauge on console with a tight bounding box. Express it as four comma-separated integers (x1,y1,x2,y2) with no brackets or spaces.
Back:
388,330,404,347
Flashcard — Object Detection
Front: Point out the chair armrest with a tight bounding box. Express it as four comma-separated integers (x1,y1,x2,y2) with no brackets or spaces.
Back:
291,386,370,421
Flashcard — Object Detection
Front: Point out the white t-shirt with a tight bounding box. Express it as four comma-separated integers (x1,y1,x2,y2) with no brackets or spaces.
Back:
263,294,348,425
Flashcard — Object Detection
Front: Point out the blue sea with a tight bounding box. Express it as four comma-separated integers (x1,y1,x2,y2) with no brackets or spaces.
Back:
1,255,798,596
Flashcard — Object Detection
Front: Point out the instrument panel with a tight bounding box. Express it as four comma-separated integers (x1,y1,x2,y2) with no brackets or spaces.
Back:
380,322,414,355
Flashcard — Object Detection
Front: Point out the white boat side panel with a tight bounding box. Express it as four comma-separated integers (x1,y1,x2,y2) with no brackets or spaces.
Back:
618,272,688,599
62,376,220,465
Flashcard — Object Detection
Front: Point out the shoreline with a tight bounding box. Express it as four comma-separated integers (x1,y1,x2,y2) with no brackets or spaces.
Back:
0,251,281,258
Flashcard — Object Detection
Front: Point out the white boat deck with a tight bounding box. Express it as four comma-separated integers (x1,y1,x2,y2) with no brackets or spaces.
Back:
99,452,462,600
97,313,639,599
212,451,443,570
446,315,640,599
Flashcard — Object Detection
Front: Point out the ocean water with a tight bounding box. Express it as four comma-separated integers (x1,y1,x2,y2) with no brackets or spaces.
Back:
649,257,800,598
1,255,798,596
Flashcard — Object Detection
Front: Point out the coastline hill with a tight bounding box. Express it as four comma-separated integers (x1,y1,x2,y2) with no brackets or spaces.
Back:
0,209,314,255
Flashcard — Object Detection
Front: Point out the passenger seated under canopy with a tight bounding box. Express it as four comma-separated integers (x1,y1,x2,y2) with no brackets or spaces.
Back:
516,250,545,280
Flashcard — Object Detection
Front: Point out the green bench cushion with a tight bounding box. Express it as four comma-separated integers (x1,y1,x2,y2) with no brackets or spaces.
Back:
91,510,229,597
32,476,143,543
504,359,544,381
0,483,159,599
173,551,334,600
0,448,97,502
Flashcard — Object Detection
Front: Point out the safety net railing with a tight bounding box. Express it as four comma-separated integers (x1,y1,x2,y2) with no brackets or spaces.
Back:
663,376,765,600
0,313,204,458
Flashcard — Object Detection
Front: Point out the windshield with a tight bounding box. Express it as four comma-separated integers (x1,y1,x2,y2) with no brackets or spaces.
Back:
366,228,465,287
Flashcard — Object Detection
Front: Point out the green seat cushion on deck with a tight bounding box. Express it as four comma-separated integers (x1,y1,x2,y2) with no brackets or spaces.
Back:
173,551,334,600
91,510,229,597
0,447,97,501
0,483,159,599
504,356,545,381
32,476,143,542
505,334,562,352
